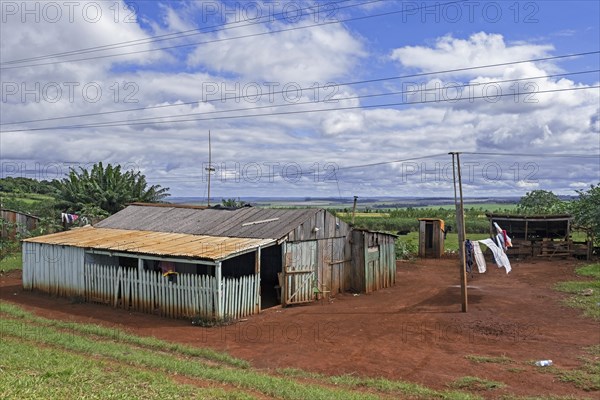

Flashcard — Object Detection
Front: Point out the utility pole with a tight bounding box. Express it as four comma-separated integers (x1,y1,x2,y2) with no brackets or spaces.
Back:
351,195,358,225
206,130,215,206
450,152,468,312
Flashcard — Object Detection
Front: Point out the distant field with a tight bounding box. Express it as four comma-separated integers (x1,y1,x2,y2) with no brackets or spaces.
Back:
337,212,389,218
0,192,55,205
413,203,517,212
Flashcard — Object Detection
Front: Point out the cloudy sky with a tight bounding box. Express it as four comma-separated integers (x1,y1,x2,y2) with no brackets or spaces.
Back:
1,0,599,199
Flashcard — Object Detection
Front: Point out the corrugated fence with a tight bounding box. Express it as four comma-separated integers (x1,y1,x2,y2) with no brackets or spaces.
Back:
83,264,259,320
23,241,259,320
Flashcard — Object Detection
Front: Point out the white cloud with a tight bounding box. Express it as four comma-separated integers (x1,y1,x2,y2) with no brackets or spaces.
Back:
1,4,598,199
187,20,365,83
390,32,555,78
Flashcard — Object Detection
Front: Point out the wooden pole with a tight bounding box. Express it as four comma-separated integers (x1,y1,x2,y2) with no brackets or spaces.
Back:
450,152,468,312
351,196,358,225
206,130,212,206
216,261,223,319
255,247,261,313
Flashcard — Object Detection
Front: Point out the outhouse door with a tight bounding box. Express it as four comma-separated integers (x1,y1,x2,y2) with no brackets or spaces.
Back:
365,245,380,293
282,241,317,306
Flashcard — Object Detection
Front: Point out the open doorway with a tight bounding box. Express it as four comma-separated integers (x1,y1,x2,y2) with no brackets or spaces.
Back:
260,245,282,309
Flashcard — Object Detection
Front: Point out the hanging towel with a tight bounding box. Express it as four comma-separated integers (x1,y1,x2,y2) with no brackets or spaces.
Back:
479,238,511,274
502,229,512,247
465,240,474,274
496,233,506,251
472,241,487,273
493,222,503,234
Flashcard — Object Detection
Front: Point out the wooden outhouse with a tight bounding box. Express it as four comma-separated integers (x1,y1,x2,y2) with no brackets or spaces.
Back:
418,218,445,258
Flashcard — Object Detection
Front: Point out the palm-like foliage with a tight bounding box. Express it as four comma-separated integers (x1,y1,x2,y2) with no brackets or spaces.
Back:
58,163,169,215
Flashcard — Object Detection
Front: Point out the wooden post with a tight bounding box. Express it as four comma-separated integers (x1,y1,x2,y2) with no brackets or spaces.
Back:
351,196,358,225
215,261,223,319
137,258,143,273
255,247,261,313
450,152,468,312
206,130,215,206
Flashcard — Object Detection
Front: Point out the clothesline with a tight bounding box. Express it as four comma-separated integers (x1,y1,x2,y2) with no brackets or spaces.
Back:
465,221,513,274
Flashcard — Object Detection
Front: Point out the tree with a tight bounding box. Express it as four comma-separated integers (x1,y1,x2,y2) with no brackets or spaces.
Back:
221,198,247,208
516,190,565,214
570,184,600,245
58,162,169,215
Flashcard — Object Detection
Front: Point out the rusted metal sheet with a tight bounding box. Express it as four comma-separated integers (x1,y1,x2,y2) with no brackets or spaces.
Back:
96,205,330,240
1,209,40,239
23,226,274,262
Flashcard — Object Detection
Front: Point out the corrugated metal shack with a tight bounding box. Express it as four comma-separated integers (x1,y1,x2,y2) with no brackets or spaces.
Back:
349,229,397,293
1,208,40,240
23,204,397,320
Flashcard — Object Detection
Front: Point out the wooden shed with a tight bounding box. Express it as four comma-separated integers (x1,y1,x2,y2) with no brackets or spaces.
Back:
348,229,397,293
487,213,590,259
418,218,445,258
1,208,40,240
22,204,397,320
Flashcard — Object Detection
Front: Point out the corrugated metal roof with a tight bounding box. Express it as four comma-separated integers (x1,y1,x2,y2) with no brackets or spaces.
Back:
23,226,274,262
96,205,321,239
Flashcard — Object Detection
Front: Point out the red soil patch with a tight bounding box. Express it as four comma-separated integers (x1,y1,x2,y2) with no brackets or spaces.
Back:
2,257,598,398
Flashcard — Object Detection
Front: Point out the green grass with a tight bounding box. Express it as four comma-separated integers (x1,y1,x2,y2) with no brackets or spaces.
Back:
465,354,514,364
448,376,506,391
553,345,600,391
0,191,55,205
554,264,600,320
532,345,600,393
0,302,485,400
0,337,250,399
0,253,22,272
574,264,600,279
277,368,482,400
0,301,248,369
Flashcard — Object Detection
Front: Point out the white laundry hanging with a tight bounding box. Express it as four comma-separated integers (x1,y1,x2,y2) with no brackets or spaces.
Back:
472,241,487,273
479,238,511,274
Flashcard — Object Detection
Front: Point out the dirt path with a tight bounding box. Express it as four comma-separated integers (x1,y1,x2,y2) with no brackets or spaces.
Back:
2,258,598,399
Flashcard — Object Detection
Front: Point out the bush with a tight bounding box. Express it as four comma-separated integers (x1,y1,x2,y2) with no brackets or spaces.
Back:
395,237,417,260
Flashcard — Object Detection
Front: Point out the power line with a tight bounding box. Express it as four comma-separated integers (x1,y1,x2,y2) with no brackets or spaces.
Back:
3,51,598,127
1,0,368,65
9,69,597,131
142,151,599,184
1,1,462,69
3,84,598,133
462,152,600,158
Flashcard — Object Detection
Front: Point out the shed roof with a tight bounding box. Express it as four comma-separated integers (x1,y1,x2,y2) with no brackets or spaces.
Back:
486,213,572,222
96,205,322,239
23,226,274,262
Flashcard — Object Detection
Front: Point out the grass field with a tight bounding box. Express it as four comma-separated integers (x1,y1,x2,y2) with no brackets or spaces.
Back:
0,253,22,272
0,192,55,205
555,264,600,320
0,302,483,400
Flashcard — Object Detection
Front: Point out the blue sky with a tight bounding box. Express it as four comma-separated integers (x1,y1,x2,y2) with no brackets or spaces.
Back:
1,0,599,199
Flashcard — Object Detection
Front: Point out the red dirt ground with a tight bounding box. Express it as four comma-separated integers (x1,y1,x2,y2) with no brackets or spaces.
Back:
2,257,599,399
